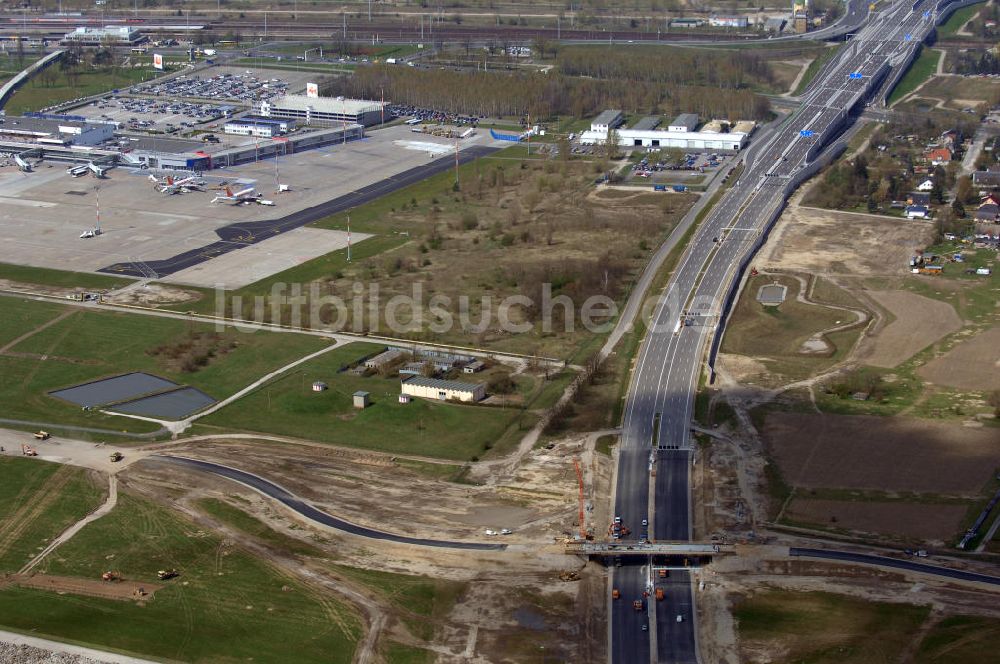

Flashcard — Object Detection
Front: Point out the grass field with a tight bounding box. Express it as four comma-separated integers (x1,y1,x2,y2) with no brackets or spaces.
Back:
0,297,328,431
936,1,987,39
735,590,930,663
0,458,104,572
4,65,156,116
199,341,539,460
330,563,465,642
2,490,361,663
887,47,942,106
916,615,1000,663
794,43,844,96
196,497,326,558
720,274,864,387
0,263,132,291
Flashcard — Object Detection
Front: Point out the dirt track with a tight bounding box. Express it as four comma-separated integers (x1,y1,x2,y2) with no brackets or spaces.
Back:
857,290,963,368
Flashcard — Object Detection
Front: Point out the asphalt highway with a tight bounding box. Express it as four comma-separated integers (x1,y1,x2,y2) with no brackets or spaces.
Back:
154,455,508,551
99,144,498,278
790,548,1000,586
609,1,952,661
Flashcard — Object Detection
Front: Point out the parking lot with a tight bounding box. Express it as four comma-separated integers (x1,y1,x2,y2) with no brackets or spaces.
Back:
130,69,291,104
0,124,498,288
75,96,230,135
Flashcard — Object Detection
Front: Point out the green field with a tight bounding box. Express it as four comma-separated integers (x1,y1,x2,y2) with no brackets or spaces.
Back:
0,262,132,291
736,590,930,662
0,457,104,572
936,1,987,39
888,48,942,106
196,497,326,558
0,491,361,663
4,65,156,116
794,43,844,96
0,297,328,431
199,342,537,460
915,615,1000,662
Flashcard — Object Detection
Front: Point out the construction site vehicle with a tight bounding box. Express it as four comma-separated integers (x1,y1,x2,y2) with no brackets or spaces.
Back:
632,599,644,612
33,431,50,440
21,444,38,457
101,571,120,582
110,452,124,462
609,516,631,539
612,588,621,600
658,569,668,579
157,569,179,580
655,588,665,601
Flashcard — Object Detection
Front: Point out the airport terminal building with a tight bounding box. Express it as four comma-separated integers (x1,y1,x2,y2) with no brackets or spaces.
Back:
0,115,115,147
260,95,387,128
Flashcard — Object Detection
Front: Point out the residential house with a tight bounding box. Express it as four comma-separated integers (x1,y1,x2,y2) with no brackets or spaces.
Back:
940,129,960,149
972,170,1000,189
927,147,952,166
916,179,935,192
907,191,930,206
905,205,930,219
974,201,1000,222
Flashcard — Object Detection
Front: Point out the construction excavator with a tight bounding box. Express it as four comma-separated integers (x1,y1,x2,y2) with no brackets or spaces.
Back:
21,444,38,457
110,452,124,463
157,569,179,580
101,571,121,582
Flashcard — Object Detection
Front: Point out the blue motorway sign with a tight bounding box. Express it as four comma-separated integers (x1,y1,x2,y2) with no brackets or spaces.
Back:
923,9,930,18
904,33,912,41
849,72,864,79
800,130,815,138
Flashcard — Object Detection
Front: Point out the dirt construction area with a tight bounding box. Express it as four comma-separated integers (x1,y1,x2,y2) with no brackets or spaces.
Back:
755,201,936,277
917,326,1000,391
856,290,964,368
763,412,1000,494
3,574,162,602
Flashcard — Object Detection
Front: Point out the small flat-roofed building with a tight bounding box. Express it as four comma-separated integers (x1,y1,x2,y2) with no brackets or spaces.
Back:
401,376,485,403
590,110,623,133
353,391,370,409
670,18,704,28
363,348,405,370
224,116,294,138
708,15,749,28
668,114,699,133
63,25,142,45
260,95,386,127
463,360,485,374
312,381,327,392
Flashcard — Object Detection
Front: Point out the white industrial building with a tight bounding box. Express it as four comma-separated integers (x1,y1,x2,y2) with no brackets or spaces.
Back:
63,26,142,45
401,376,485,403
260,95,386,127
223,116,295,138
0,115,115,147
708,15,749,28
580,111,749,151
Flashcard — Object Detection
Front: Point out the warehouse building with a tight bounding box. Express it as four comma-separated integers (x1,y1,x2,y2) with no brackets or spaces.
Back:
260,95,386,127
401,376,486,403
590,109,624,133
708,15,749,28
0,114,115,147
668,113,700,133
63,26,143,45
223,116,295,138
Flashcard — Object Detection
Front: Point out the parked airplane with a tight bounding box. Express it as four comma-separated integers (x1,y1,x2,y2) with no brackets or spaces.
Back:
211,185,258,205
150,174,204,194
79,227,102,239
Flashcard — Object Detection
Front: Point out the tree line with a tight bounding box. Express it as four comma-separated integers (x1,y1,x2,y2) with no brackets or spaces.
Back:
324,66,770,121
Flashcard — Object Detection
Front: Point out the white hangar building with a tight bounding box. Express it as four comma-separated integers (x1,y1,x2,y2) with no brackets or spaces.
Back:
580,112,750,151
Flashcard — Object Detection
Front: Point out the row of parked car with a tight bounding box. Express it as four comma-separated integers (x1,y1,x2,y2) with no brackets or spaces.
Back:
388,104,480,126
131,72,289,103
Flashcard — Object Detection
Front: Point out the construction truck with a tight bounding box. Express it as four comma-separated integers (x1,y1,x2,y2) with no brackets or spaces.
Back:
612,588,620,600
21,444,38,457
101,571,120,582
609,516,631,539
33,431,50,440
632,599,644,612
157,569,179,580
110,452,124,463
655,588,665,601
